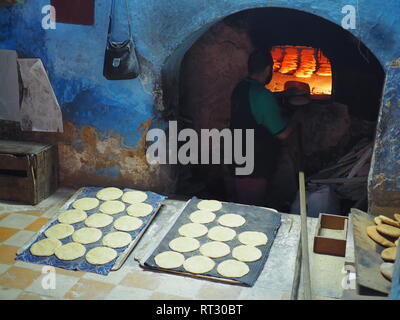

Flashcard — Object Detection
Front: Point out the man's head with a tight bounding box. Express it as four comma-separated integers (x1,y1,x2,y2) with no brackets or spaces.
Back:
248,50,274,85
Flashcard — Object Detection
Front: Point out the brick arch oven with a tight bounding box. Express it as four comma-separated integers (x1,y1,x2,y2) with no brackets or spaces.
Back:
160,6,398,216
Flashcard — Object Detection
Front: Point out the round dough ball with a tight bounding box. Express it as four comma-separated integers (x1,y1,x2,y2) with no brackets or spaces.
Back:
189,210,216,224
183,255,215,274
122,191,148,204
200,241,231,258
58,209,87,224
72,228,102,244
232,245,262,262
207,226,236,242
55,242,86,261
96,187,123,201
45,223,74,240
381,247,397,262
197,200,222,212
238,231,268,246
114,216,143,232
217,259,250,278
374,217,383,225
169,237,200,253
377,224,400,238
86,247,118,265
380,262,394,281
127,203,153,217
72,197,99,211
154,251,185,269
102,231,132,248
30,238,62,257
378,215,400,228
179,223,208,238
85,213,113,228
218,214,246,228
99,200,125,215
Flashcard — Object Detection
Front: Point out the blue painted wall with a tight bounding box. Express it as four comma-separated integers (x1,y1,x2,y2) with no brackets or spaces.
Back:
0,0,399,198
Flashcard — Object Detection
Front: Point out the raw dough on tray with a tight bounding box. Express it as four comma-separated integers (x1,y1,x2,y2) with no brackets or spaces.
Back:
238,231,268,246
114,216,143,232
380,262,394,281
207,226,236,242
197,200,222,212
99,200,125,215
122,191,148,204
45,223,74,240
72,227,102,244
154,251,185,269
200,241,231,258
55,242,86,261
30,238,62,257
189,210,216,224
85,213,113,228
218,214,246,228
72,197,99,211
183,255,215,274
169,237,200,253
178,223,208,238
378,215,400,228
381,247,397,262
366,226,395,247
102,231,132,248
377,224,400,238
58,209,87,224
217,259,250,278
86,247,118,265
232,245,262,262
127,203,153,217
96,187,123,201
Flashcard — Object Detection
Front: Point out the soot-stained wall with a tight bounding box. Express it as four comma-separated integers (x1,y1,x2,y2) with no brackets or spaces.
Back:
0,0,399,210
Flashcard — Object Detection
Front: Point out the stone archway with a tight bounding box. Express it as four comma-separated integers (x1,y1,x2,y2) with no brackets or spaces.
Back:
158,5,394,213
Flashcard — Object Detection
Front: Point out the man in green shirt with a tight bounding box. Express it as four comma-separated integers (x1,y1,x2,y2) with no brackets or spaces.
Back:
230,50,295,206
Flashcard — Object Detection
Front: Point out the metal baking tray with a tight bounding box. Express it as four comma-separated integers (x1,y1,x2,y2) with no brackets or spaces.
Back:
143,197,281,286
16,187,166,275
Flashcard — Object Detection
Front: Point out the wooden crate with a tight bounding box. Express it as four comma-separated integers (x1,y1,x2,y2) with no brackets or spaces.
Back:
0,140,58,205
313,213,348,257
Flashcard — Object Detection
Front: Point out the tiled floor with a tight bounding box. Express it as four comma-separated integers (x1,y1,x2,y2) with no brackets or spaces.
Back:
0,191,342,300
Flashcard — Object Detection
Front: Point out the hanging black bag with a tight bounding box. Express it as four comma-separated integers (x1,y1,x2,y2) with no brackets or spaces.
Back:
103,0,140,80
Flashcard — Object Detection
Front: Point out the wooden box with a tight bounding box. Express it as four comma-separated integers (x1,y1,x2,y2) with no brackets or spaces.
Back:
313,213,348,257
0,140,58,205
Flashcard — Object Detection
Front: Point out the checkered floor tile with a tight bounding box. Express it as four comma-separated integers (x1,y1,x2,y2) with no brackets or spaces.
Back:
0,196,296,300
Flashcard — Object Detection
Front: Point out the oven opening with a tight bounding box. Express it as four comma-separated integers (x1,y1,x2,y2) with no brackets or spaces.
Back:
267,45,332,98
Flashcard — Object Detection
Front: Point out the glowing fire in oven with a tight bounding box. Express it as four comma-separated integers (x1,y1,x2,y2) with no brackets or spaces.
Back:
267,46,332,95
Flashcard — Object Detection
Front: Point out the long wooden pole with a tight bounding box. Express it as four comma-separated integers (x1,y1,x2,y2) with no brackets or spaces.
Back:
299,171,312,300
290,237,302,300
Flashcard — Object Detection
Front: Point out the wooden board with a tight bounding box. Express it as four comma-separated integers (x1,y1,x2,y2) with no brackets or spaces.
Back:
351,208,392,295
0,140,52,155
51,0,95,25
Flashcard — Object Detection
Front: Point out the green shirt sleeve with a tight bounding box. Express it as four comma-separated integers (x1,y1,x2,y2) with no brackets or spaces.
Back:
249,82,287,136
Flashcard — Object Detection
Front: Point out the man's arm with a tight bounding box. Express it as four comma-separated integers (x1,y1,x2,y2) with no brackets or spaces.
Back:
276,125,292,140
276,108,304,140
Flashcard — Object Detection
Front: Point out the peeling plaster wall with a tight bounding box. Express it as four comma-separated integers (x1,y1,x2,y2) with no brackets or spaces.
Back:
0,1,399,205
369,63,400,215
